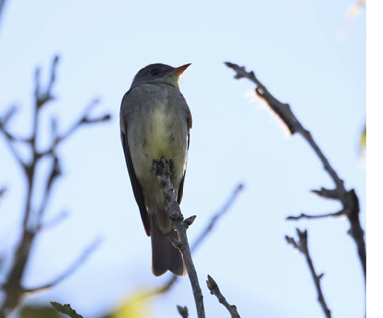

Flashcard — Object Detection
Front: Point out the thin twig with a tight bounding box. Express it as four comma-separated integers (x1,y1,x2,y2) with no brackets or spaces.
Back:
286,210,346,221
38,98,110,157
155,159,205,318
191,184,244,252
177,305,189,318
206,275,241,318
0,187,7,200
225,62,366,281
23,238,102,293
0,0,7,29
286,229,331,318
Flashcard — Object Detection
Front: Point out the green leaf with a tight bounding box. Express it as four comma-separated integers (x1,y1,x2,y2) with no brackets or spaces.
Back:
20,305,61,318
50,302,84,318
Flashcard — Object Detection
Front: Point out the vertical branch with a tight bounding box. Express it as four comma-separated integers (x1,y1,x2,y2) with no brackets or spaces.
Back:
154,159,205,318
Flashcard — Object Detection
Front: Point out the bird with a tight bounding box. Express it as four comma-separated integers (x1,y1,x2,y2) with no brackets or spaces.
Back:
120,63,192,276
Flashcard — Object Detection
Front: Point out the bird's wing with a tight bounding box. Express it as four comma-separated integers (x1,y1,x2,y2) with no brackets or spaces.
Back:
177,110,192,204
120,92,151,236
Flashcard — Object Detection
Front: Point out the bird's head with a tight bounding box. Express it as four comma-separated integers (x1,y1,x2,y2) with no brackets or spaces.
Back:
130,63,191,90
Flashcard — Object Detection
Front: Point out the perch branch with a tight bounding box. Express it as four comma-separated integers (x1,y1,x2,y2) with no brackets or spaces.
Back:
286,229,331,318
139,183,244,300
154,158,205,318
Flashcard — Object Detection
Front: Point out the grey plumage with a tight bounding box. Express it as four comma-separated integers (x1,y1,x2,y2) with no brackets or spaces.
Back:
120,63,192,276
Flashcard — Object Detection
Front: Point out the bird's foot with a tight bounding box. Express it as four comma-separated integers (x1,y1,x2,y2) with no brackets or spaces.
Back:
153,158,174,176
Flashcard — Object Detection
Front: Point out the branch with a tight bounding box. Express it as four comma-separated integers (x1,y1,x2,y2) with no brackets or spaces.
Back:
191,183,244,252
0,187,7,200
286,209,346,221
38,98,111,157
286,229,331,318
177,305,189,318
24,238,102,293
154,159,205,318
225,62,366,281
206,275,241,318
0,55,110,317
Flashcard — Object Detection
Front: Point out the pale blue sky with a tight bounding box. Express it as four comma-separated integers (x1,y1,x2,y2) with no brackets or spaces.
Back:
0,1,366,317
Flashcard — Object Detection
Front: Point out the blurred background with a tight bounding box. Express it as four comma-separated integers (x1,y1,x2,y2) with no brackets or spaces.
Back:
0,0,365,317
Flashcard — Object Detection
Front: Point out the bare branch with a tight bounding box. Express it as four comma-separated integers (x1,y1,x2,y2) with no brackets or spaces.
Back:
191,184,244,252
34,56,59,109
206,275,241,318
286,210,346,221
225,62,366,281
0,118,26,170
24,238,102,293
0,187,7,200
0,0,7,29
154,158,205,318
286,229,331,318
37,210,68,232
0,55,109,317
38,98,111,157
36,155,61,226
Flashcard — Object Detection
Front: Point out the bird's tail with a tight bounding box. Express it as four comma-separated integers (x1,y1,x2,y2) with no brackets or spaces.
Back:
150,216,186,276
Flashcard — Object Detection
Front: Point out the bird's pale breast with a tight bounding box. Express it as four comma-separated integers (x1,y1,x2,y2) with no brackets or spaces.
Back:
123,84,189,196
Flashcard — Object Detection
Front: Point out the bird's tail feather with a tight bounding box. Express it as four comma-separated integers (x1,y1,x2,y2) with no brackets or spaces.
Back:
151,216,186,276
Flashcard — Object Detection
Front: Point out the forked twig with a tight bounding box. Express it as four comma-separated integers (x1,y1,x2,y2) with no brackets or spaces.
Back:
286,229,331,318
225,62,365,281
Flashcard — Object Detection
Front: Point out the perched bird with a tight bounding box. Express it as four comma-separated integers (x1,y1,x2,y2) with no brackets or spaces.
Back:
120,63,192,276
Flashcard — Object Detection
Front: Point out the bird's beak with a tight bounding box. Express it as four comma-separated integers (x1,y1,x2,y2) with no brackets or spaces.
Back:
174,63,191,75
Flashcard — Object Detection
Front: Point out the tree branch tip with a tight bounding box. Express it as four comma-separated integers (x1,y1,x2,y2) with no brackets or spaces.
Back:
0,187,8,197
285,236,299,251
235,183,245,193
82,113,111,124
296,228,307,237
184,215,196,227
285,235,293,243
224,61,235,67
206,275,218,291
177,305,188,317
52,55,60,64
1,105,18,126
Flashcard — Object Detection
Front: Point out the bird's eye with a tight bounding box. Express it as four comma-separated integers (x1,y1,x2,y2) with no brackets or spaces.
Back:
149,68,159,76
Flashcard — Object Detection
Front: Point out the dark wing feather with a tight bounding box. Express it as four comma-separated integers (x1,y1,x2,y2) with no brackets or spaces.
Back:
177,112,192,204
120,104,151,236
